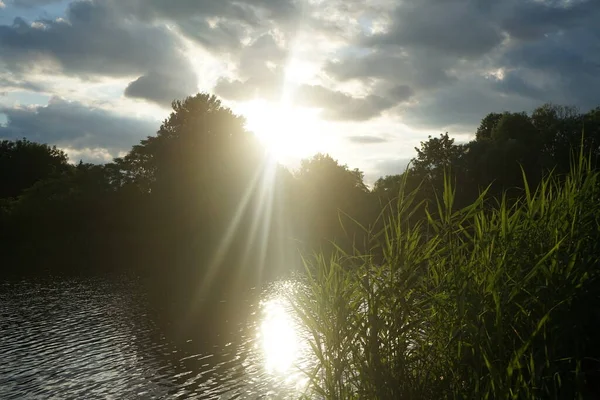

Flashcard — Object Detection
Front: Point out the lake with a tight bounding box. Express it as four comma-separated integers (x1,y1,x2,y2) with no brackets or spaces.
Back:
0,276,313,399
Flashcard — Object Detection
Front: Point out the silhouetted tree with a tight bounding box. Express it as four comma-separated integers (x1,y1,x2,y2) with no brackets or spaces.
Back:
373,174,405,197
475,112,503,141
294,153,371,251
0,139,69,199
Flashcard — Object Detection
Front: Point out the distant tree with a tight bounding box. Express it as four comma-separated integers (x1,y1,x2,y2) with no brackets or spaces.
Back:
475,112,503,141
296,153,368,193
373,174,405,196
0,139,70,199
583,107,600,166
294,153,371,249
490,112,538,146
412,133,465,183
4,162,119,272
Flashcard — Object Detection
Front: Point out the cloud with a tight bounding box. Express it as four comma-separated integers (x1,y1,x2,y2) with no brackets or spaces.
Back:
10,0,62,8
323,0,600,129
119,0,299,53
0,1,198,105
295,84,395,121
216,78,395,121
124,0,296,26
0,97,156,156
124,70,198,106
213,33,289,101
365,156,413,185
326,49,456,94
365,1,503,58
347,135,388,144
400,76,538,131
214,75,282,102
499,0,599,41
0,1,5,8
61,146,118,164
211,30,407,121
0,75,44,93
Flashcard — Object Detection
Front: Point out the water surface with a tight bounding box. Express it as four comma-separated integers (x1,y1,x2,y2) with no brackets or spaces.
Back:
0,277,311,399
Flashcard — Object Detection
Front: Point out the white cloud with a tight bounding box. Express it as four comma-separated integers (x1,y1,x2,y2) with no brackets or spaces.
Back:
61,146,116,164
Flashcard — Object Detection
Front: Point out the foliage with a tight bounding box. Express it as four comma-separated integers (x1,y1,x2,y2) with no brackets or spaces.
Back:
296,151,600,399
0,138,69,199
293,153,372,251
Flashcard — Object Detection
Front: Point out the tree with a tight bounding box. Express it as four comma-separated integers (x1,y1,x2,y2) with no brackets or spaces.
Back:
373,174,405,196
114,93,262,193
110,93,283,303
294,153,371,250
0,139,70,199
113,93,265,241
490,112,538,146
4,162,119,273
475,112,503,141
412,133,465,178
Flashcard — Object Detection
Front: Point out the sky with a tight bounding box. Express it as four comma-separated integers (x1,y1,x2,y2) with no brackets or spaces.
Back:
1,0,599,183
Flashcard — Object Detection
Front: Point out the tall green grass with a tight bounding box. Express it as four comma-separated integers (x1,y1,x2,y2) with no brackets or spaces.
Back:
294,151,600,399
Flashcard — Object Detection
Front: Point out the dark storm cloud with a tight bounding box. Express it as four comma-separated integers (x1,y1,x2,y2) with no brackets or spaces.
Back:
0,0,198,105
0,97,156,153
347,135,388,144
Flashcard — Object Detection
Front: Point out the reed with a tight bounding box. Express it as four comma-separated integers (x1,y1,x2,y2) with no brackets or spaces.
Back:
294,149,600,399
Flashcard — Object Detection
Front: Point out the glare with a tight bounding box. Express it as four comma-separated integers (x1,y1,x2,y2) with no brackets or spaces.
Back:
241,99,323,163
259,298,299,374
239,48,327,163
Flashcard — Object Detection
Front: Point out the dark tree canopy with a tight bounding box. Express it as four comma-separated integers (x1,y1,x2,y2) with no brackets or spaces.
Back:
372,103,600,212
475,112,503,141
0,139,69,199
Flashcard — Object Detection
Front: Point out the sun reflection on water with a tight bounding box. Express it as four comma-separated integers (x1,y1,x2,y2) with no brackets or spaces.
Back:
256,281,310,392
260,298,298,374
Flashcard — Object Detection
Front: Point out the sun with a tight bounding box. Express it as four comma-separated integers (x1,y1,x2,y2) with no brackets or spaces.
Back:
240,99,325,163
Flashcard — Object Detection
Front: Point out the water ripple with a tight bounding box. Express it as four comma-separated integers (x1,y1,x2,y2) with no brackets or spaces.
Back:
0,277,312,399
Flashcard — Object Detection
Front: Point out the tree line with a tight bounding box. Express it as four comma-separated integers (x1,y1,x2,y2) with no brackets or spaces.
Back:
1,95,599,294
